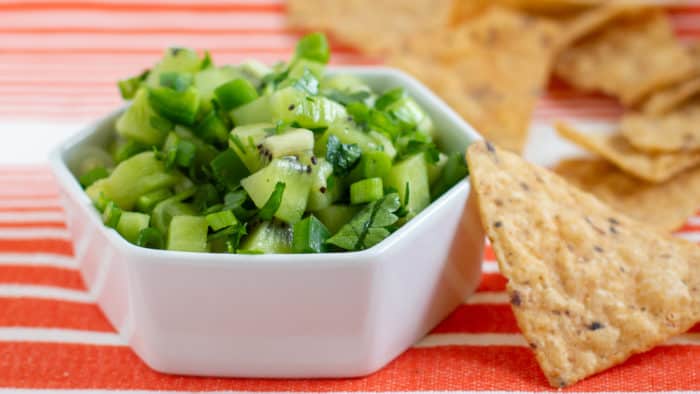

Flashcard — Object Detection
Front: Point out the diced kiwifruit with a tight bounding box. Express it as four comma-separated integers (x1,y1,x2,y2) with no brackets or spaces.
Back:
384,153,430,217
259,128,314,159
428,152,448,186
315,204,360,234
239,220,293,254
368,130,397,159
229,123,272,172
240,157,314,224
145,47,202,88
314,121,378,158
307,158,340,211
115,89,171,146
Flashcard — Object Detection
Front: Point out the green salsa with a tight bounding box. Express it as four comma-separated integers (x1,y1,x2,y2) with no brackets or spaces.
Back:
78,33,468,254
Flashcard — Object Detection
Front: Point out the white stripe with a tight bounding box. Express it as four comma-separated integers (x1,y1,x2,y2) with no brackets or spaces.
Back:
676,231,700,242
685,216,700,226
0,174,54,182
0,253,76,268
482,261,499,273
416,333,527,348
0,284,92,303
0,327,122,346
0,227,71,239
0,328,699,351
0,198,61,209
0,211,65,222
465,291,508,304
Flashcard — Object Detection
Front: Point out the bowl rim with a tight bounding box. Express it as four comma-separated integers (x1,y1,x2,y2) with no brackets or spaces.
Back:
49,65,483,266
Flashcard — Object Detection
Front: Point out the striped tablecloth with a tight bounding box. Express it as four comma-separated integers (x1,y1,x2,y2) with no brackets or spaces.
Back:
2,1,700,392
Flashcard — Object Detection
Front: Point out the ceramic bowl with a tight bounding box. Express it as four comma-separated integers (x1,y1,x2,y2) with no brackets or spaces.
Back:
49,66,485,378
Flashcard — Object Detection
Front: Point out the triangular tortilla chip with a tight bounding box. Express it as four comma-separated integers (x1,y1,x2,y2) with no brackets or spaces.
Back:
554,9,695,106
467,140,700,387
554,157,700,231
556,122,700,182
621,100,700,153
390,7,560,152
641,42,700,115
287,0,452,55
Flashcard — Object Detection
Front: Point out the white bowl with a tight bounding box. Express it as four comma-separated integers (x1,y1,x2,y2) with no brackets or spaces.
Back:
49,66,485,378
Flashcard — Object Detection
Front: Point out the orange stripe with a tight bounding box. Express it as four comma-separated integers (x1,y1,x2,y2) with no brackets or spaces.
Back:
0,2,285,13
0,298,112,332
1,343,700,390
433,304,518,333
0,265,83,290
0,239,73,256
0,206,62,212
0,27,292,35
0,48,295,55
0,222,66,229
477,273,507,292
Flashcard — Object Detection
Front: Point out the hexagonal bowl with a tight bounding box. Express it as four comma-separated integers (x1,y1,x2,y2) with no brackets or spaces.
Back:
48,66,485,378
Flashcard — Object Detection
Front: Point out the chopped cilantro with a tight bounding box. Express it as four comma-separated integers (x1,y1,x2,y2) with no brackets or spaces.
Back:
326,193,401,251
325,135,362,176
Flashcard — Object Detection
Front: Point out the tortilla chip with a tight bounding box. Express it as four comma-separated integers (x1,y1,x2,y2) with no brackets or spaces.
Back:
557,4,646,51
554,157,700,231
389,7,560,152
287,0,452,55
621,100,700,152
641,77,700,115
467,140,700,387
555,122,700,182
450,0,603,24
554,9,695,106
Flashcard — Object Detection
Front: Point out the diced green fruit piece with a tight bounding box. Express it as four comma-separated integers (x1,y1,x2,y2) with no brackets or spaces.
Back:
428,152,448,186
350,177,384,205
314,204,359,234
260,128,314,158
294,32,330,64
136,227,164,249
205,210,238,231
386,96,434,136
287,59,325,80
307,158,338,211
229,123,272,172
136,188,173,213
86,152,180,210
112,139,148,163
195,111,229,145
115,89,170,146
239,221,293,254
385,153,430,216
145,47,202,88
315,121,378,157
102,201,122,228
292,215,330,253
232,87,346,129
151,190,197,234
348,150,392,183
238,60,272,87
116,211,150,243
167,215,209,252
193,65,242,101
321,74,371,95
79,166,109,188
241,157,313,224
159,71,193,91
214,78,259,111
210,149,250,190
368,131,397,159
431,152,469,199
118,70,148,99
148,86,201,126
